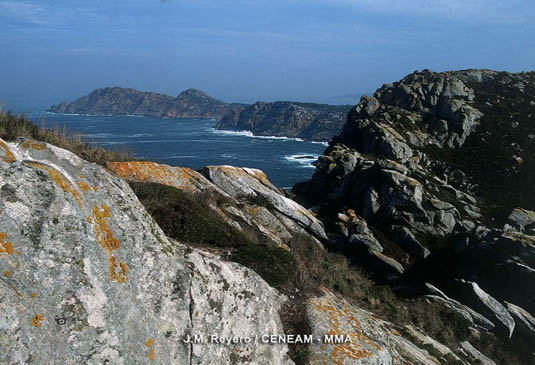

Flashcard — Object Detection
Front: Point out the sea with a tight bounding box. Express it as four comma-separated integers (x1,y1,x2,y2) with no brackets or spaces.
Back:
25,112,328,189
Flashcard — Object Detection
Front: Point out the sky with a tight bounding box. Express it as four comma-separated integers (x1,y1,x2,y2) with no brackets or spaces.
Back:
1,0,534,111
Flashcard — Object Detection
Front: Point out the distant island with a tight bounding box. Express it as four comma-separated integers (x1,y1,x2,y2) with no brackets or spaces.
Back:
215,101,353,142
48,87,247,120
49,87,354,142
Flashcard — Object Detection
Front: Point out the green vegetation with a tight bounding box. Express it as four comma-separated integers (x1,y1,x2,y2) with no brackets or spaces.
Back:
0,111,132,165
129,181,296,289
425,72,535,225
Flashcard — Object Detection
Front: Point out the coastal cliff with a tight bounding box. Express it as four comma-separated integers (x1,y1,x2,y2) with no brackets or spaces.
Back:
215,101,352,142
3,67,535,364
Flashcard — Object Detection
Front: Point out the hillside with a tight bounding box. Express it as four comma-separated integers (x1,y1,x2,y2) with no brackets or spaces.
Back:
48,87,247,120
294,69,535,362
215,101,352,142
3,68,535,364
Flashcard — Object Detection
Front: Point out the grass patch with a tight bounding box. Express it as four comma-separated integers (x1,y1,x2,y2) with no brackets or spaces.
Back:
229,244,296,287
129,181,249,248
0,111,132,165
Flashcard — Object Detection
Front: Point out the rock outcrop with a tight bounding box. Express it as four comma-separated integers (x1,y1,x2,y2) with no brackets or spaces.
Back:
293,69,535,349
215,101,352,142
107,161,327,247
0,138,292,364
48,87,246,120
307,288,441,364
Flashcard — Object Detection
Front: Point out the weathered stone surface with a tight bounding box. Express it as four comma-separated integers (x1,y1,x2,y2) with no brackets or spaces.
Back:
424,296,495,331
507,208,535,234
505,301,535,339
403,324,464,362
0,138,292,364
459,341,496,365
200,165,328,242
453,280,515,338
108,161,323,247
108,161,225,194
307,288,439,364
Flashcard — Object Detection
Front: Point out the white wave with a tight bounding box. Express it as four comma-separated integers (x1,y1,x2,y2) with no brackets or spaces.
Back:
128,133,153,138
86,133,116,138
209,129,255,137
284,154,319,168
209,128,307,142
311,141,329,146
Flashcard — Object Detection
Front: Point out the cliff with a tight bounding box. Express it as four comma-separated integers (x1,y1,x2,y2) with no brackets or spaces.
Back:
48,87,247,120
215,101,352,142
294,69,535,361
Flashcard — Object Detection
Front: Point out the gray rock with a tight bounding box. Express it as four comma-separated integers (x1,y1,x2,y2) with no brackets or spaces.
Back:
505,301,535,338
200,165,328,242
0,138,293,364
369,250,405,276
459,341,496,365
390,226,430,258
109,161,325,248
453,280,515,338
507,208,535,234
307,288,439,364
424,295,495,331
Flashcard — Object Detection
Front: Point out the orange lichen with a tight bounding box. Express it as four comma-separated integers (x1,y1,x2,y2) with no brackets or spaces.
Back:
79,174,85,179
3,270,11,277
109,256,128,283
22,140,46,151
311,291,378,364
194,312,199,318
31,164,82,207
32,292,38,298
32,314,44,327
77,181,91,192
92,205,120,254
0,232,15,255
0,140,16,163
92,186,99,192
108,161,206,193
146,338,155,361
92,204,127,283
108,161,177,185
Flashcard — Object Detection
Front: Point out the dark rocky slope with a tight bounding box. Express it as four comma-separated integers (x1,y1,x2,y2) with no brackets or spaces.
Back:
294,69,535,359
48,87,246,120
215,101,352,142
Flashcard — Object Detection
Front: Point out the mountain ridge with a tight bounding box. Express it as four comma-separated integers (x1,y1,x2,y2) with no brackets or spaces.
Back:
48,86,247,120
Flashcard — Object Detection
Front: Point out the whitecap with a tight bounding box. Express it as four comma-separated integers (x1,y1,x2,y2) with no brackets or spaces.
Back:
284,154,319,168
209,128,307,142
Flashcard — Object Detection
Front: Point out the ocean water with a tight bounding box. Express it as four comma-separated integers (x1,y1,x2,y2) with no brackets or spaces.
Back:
27,112,328,189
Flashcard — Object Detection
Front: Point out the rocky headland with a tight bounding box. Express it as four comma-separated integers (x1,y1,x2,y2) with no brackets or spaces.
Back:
48,87,247,120
3,67,535,364
215,101,352,142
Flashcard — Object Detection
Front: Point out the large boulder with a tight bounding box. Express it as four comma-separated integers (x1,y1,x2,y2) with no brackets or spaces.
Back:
199,165,328,243
0,138,292,364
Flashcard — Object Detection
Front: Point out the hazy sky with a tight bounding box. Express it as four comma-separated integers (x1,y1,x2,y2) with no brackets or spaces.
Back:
1,0,534,110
